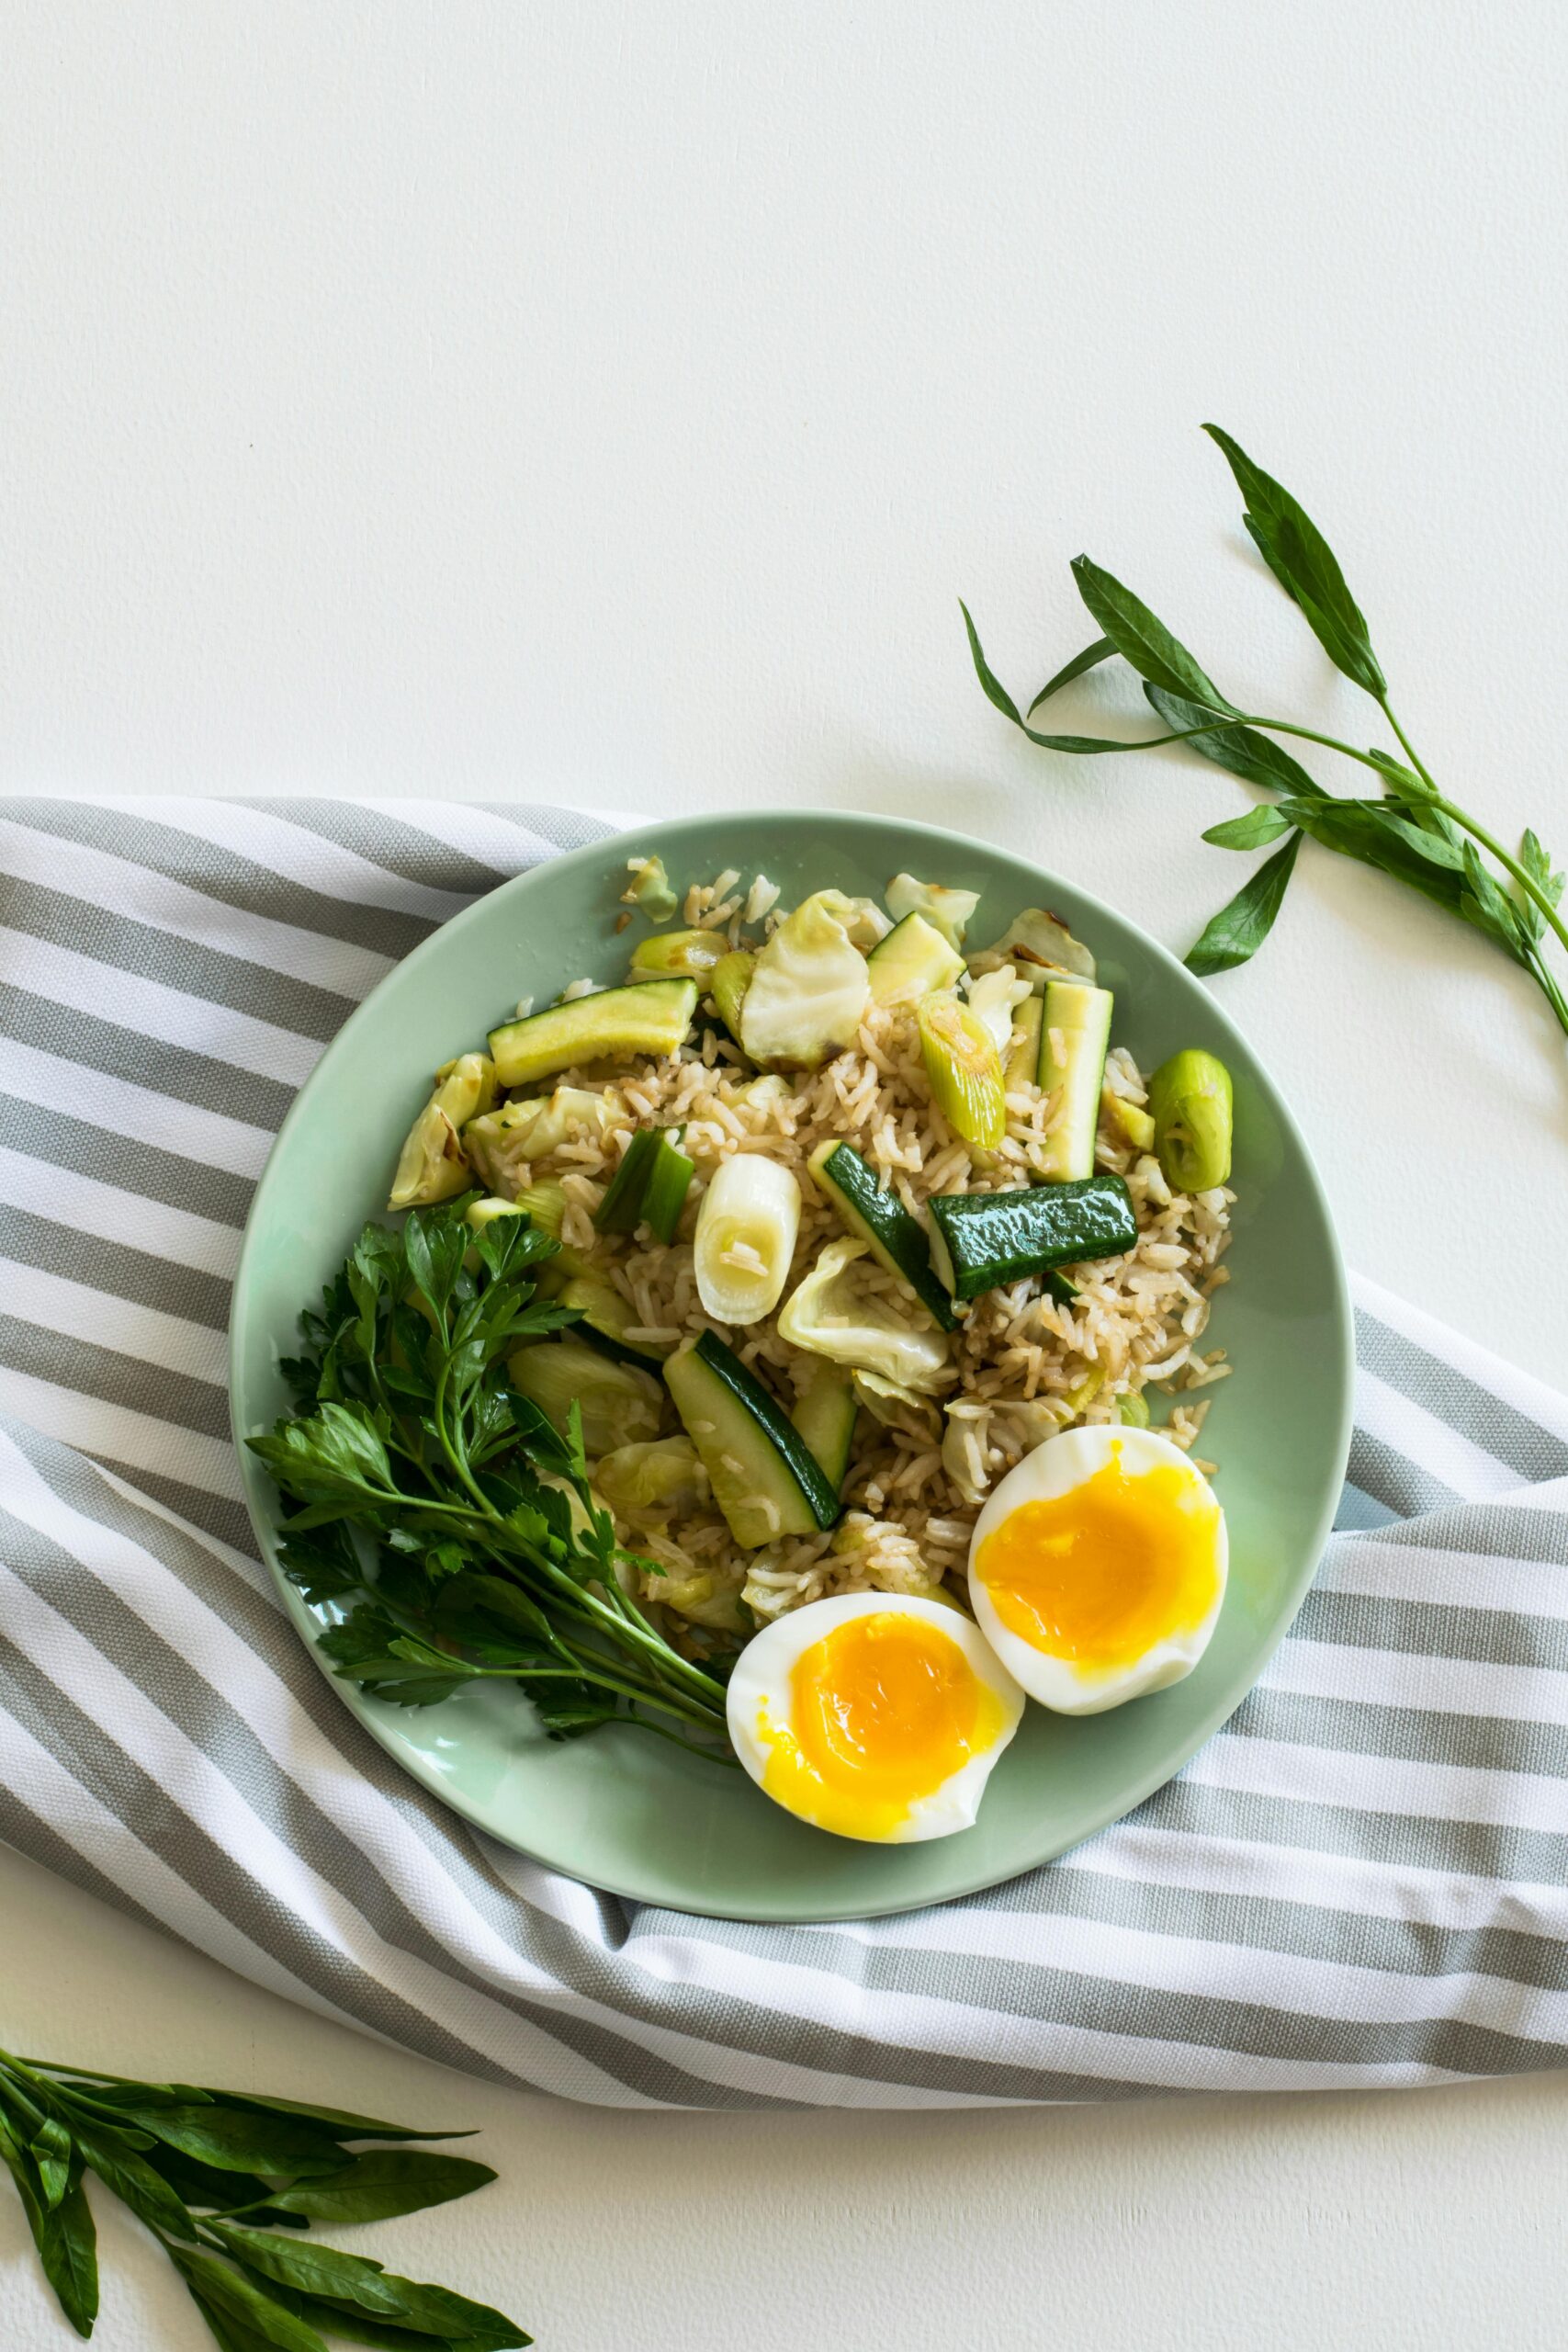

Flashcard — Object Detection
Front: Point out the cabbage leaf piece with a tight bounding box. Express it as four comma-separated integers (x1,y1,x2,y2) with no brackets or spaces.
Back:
739,891,871,1069
778,1238,951,1392
973,907,1098,990
388,1053,498,1210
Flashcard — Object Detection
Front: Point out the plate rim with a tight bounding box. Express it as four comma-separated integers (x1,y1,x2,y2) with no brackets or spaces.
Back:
229,804,1354,1921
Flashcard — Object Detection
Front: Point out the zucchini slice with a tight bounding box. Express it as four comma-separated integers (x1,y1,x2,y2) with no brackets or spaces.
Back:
1035,982,1114,1181
807,1139,959,1332
865,911,965,1007
664,1329,842,1548
594,1125,694,1241
488,979,697,1089
927,1174,1137,1302
790,1361,858,1494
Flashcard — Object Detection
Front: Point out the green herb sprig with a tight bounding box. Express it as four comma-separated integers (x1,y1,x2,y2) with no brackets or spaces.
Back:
0,2046,529,2346
248,1201,733,1755
963,424,1567,1040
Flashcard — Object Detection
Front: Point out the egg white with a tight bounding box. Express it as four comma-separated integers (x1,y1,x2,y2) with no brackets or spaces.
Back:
967,1424,1228,1715
727,1590,1024,1843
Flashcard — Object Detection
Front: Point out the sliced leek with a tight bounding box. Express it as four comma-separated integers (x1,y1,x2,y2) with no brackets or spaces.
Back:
693,1152,801,1323
917,992,1007,1148
463,1084,621,1197
508,1333,663,1454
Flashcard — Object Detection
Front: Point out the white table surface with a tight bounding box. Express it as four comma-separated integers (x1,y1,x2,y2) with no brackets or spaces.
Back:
6,4,1568,2345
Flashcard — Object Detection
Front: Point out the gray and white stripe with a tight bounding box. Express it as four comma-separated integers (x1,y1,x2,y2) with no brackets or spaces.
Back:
2,797,1566,2109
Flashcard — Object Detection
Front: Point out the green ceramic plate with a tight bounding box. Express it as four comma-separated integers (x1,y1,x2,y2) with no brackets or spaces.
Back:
231,808,1351,1922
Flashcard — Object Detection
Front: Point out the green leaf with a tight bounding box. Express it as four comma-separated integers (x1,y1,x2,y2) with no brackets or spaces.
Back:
118,2103,354,2178
1460,841,1528,954
1186,833,1303,975
40,2177,99,2338
209,2223,528,2346
35,2099,196,2239
1514,828,1564,947
188,2295,298,2352
30,2114,74,2209
1201,805,1295,852
1363,746,1435,802
260,2151,496,2227
1069,556,1236,713
1143,685,1325,797
1025,635,1116,714
175,2247,332,2352
0,2115,99,2337
277,1522,364,1607
249,1401,395,1510
960,600,1028,727
1203,424,1386,696
258,2301,527,2351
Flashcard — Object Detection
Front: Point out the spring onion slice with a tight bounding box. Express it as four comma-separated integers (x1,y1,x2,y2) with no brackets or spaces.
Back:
693,1153,802,1323
917,992,1007,1148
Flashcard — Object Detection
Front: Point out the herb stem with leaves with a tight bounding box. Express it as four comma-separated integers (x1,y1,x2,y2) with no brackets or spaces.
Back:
249,1199,734,1758
963,424,1566,1043
0,2045,529,2346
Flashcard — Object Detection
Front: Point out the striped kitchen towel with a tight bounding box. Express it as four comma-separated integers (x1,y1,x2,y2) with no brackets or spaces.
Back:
2,795,1566,2109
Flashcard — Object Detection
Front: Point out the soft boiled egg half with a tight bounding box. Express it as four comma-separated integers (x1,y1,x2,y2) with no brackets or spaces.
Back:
968,1424,1228,1715
726,1591,1025,1843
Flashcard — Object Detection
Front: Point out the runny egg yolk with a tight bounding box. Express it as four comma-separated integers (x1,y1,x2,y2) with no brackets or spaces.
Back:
758,1611,1007,1841
973,1443,1223,1676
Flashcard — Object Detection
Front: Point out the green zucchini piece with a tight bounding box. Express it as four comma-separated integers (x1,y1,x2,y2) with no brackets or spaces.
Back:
510,1333,664,1453
807,1139,958,1331
664,1329,841,1548
1043,1269,1080,1306
640,1132,695,1243
926,1174,1137,1302
488,978,697,1089
593,1125,693,1240
594,1127,662,1233
1036,982,1114,1181
865,911,964,1007
790,1361,858,1495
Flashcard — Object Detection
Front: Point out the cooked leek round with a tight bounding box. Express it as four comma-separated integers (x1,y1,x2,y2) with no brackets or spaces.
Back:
1149,1047,1234,1193
917,992,1007,1148
693,1152,801,1324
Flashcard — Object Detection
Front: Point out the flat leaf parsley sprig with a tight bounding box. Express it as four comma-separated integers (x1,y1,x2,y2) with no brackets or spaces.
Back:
963,424,1567,1041
0,2045,528,2345
249,1198,733,1755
